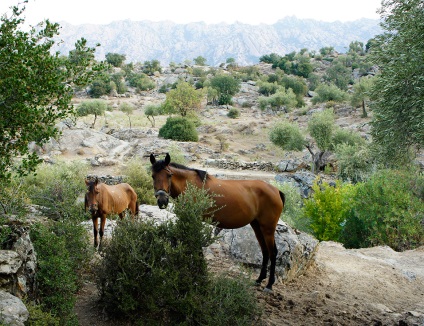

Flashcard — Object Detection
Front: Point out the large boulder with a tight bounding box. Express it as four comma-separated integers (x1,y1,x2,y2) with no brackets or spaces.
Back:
0,290,29,326
218,221,318,283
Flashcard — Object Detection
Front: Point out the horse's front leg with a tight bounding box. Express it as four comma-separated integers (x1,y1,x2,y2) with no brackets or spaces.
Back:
92,216,99,248
99,214,107,245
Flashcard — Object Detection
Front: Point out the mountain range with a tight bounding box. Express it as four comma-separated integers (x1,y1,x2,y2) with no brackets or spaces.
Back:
53,16,382,66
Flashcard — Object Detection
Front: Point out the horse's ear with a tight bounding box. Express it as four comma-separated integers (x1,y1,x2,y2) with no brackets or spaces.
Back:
85,179,89,186
150,153,156,165
165,153,171,165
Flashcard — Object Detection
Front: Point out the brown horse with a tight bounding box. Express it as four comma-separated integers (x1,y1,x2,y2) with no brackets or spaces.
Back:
150,153,285,291
85,178,139,247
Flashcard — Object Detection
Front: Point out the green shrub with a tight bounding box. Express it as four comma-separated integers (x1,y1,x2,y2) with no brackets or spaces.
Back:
23,161,89,221
303,180,356,242
96,184,261,324
227,108,240,118
26,301,60,326
128,72,155,91
120,158,156,205
347,169,424,251
331,128,365,149
0,178,29,217
31,219,92,325
269,121,305,151
311,84,348,104
272,181,309,233
159,116,198,142
335,143,372,183
197,275,262,325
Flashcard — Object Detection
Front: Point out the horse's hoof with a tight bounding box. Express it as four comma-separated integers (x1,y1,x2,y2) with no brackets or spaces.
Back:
263,287,273,294
254,281,262,286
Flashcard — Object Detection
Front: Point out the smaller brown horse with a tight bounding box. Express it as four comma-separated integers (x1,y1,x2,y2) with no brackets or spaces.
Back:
150,153,285,291
85,178,139,247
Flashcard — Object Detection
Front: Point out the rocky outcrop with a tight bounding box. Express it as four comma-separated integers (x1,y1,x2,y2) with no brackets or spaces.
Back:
0,221,37,326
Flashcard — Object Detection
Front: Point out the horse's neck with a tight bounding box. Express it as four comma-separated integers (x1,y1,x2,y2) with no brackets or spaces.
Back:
97,184,108,204
170,169,201,197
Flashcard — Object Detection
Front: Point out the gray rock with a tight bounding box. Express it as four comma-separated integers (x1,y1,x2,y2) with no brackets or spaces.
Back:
0,251,22,274
0,290,29,326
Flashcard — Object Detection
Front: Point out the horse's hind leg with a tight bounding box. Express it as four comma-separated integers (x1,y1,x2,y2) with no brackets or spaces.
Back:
264,240,278,292
250,220,269,285
263,232,278,292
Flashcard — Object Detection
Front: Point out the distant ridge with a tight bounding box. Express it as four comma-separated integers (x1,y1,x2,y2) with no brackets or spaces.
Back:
54,16,381,66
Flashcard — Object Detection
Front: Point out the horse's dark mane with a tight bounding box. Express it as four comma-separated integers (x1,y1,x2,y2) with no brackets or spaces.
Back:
152,159,208,182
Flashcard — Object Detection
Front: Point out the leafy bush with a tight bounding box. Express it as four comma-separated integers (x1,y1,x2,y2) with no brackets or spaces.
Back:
269,121,305,151
120,157,156,205
268,89,298,111
31,219,92,325
335,143,372,183
227,108,240,118
303,180,356,242
196,275,262,325
26,302,60,326
96,184,261,324
159,116,198,142
127,72,155,91
272,181,309,232
311,84,348,104
331,128,365,149
346,169,424,251
23,161,89,221
0,178,29,217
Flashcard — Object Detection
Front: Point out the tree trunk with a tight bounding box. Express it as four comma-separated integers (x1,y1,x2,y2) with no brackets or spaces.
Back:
306,144,327,174
361,99,368,118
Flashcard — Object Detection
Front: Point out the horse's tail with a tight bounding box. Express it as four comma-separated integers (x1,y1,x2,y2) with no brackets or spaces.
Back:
279,191,285,207
84,194,87,212
136,201,139,217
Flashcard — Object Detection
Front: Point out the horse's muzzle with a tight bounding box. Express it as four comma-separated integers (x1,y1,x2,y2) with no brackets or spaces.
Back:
155,190,169,209
89,204,98,214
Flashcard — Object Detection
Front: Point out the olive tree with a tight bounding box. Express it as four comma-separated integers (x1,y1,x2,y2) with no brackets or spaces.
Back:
209,74,241,105
76,100,108,128
0,3,102,182
369,0,424,166
164,81,203,117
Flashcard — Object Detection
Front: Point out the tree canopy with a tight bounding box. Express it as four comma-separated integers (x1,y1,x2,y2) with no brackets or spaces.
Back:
369,0,424,165
0,3,102,182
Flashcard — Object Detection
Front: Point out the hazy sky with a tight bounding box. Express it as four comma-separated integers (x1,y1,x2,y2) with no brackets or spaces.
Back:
1,0,382,26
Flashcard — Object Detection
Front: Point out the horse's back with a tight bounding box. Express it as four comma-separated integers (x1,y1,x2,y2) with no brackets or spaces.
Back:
101,183,137,214
205,178,283,228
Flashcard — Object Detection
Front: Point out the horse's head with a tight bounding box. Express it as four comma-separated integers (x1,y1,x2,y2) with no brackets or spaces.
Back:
85,178,100,214
150,153,173,209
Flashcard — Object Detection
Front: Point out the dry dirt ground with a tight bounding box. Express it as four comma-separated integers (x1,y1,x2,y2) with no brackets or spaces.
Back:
74,239,424,326
70,97,424,325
